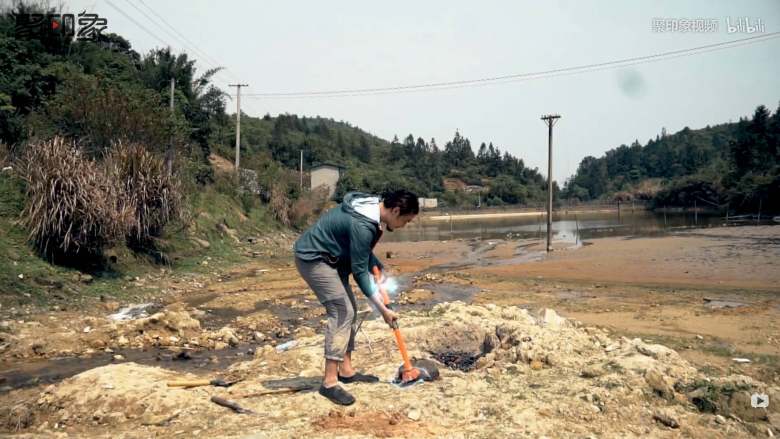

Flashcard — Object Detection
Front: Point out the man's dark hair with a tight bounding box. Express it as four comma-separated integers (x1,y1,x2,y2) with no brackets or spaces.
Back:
382,189,419,215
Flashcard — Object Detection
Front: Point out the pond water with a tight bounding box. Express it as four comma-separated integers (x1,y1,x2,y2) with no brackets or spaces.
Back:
383,209,730,243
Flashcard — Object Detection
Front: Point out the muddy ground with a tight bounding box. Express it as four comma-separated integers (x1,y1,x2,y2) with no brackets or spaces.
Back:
0,225,779,437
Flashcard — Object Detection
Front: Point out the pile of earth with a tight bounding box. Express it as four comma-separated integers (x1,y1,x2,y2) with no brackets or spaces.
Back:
2,302,778,438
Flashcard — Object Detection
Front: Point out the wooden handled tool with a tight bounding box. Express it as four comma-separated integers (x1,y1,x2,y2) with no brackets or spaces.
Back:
372,266,421,384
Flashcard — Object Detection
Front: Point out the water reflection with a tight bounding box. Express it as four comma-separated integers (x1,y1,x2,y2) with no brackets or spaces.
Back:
384,210,726,243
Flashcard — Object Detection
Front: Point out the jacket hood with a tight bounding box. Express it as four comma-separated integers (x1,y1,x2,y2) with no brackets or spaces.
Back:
342,192,380,224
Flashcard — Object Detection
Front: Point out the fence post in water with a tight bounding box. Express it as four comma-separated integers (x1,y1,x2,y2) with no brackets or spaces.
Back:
694,199,698,225
537,213,542,242
757,199,762,225
617,200,621,223
575,214,580,245
664,207,667,227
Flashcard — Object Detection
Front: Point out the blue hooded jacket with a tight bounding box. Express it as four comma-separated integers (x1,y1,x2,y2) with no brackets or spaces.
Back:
294,192,384,298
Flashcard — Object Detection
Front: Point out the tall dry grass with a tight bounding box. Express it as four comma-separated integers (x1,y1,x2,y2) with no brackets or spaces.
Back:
19,137,130,257
104,140,182,247
0,143,8,167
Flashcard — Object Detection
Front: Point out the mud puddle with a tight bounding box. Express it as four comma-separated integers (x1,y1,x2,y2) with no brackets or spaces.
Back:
0,343,259,394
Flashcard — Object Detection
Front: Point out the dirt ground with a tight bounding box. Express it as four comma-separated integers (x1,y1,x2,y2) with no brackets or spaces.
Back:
379,226,780,383
1,225,779,437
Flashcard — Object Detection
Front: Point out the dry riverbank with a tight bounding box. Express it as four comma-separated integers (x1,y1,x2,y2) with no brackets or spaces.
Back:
1,225,778,437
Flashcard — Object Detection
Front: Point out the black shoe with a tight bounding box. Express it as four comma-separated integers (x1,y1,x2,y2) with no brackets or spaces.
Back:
338,372,380,384
319,384,355,405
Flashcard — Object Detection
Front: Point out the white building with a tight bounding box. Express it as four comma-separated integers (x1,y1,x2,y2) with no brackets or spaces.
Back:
418,198,438,209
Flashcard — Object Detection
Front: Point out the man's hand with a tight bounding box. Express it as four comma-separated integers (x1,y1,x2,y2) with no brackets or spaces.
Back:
381,308,398,328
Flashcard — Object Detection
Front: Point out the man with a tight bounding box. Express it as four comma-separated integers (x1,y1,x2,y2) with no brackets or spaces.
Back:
294,189,419,405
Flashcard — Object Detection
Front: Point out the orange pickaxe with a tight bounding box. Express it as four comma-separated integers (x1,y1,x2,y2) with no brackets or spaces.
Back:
372,266,431,385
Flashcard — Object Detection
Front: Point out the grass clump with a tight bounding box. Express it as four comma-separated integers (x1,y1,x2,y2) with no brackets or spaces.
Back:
19,137,129,264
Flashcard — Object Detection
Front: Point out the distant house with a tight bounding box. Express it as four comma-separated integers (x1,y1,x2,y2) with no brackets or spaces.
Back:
418,198,438,209
310,163,344,199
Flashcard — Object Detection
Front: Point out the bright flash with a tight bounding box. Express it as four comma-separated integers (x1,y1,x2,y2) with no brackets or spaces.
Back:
382,276,399,295
370,275,400,297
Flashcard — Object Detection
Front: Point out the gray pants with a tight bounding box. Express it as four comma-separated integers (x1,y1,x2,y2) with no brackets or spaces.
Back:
295,257,358,361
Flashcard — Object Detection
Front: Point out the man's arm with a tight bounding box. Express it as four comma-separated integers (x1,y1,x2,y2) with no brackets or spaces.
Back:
349,221,397,326
349,220,380,298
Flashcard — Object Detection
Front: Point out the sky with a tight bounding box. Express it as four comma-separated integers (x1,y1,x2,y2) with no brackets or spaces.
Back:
61,0,780,182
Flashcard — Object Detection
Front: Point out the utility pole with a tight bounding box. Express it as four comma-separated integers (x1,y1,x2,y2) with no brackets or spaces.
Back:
164,77,175,176
300,150,303,190
229,83,249,171
541,114,561,252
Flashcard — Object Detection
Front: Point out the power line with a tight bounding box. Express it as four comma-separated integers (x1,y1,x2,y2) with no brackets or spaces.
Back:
105,0,256,115
134,0,243,84
104,0,169,48
123,0,237,88
238,32,780,99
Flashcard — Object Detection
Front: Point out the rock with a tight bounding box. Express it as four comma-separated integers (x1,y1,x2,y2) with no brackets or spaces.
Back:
653,410,680,428
113,355,124,361
581,364,605,378
190,237,210,249
714,414,727,424
611,354,658,373
294,327,316,338
536,308,568,330
475,353,495,369
116,335,129,347
530,360,544,370
645,369,675,400
636,342,677,360
213,341,228,350
407,409,421,421
80,274,94,284
83,326,91,333
253,332,266,342
216,327,239,347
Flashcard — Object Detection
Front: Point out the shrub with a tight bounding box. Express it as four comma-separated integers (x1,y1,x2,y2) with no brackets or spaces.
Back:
19,137,128,259
269,182,291,226
290,186,329,229
104,141,182,247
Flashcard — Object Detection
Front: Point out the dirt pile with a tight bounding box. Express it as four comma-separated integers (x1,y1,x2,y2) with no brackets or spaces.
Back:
34,363,213,428
5,302,779,438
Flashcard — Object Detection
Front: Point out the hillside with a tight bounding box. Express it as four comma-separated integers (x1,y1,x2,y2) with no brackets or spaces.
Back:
563,105,780,213
214,113,551,207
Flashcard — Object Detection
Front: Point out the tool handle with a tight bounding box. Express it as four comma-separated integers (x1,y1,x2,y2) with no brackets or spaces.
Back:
372,266,413,373
167,379,211,388
393,327,415,373
371,266,390,306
